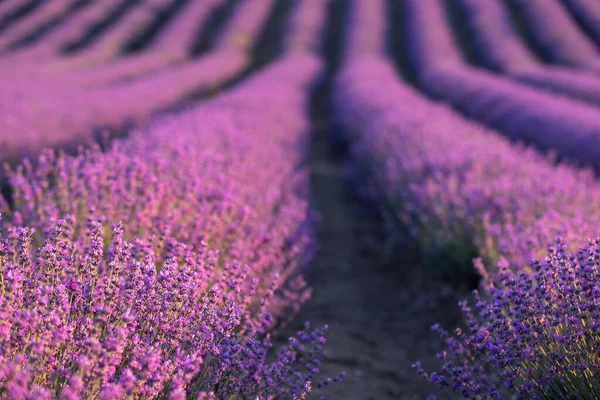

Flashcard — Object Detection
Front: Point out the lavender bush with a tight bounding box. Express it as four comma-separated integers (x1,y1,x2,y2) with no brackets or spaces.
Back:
52,0,229,88
416,238,600,399
4,53,323,327
334,55,600,275
453,0,538,72
403,0,462,73
0,215,335,399
420,66,600,170
41,0,174,71
0,0,346,393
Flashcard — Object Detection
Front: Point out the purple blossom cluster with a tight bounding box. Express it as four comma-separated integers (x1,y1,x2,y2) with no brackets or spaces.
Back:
415,239,600,399
505,0,600,69
0,215,334,399
6,52,324,335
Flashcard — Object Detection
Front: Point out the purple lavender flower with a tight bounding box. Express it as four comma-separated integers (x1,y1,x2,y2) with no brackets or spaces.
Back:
418,239,600,399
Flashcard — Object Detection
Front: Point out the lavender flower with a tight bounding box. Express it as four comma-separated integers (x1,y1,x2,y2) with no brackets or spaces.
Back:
417,239,600,399
0,215,333,398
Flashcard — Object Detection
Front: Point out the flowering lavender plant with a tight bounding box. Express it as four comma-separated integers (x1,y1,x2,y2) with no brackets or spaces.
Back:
0,215,339,398
416,238,600,399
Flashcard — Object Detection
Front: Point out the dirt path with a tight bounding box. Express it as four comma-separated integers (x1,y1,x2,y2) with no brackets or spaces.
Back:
278,2,471,394
275,70,469,399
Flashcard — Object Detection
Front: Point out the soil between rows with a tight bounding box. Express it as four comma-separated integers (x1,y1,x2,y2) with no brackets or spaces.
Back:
275,70,470,399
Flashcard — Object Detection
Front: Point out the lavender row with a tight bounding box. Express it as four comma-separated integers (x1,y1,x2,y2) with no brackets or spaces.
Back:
0,0,73,49
405,0,600,171
339,1,600,397
214,0,276,51
284,0,329,54
455,0,600,108
0,0,276,163
337,56,600,269
422,67,600,169
453,0,538,72
0,0,174,77
46,0,175,70
343,0,388,61
0,53,341,399
563,0,600,45
5,0,227,89
0,0,28,20
505,0,600,70
1,0,269,81
0,0,122,62
403,0,463,73
0,49,248,165
335,57,600,397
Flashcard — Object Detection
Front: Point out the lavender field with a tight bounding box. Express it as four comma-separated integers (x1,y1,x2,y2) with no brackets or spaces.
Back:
3,0,600,398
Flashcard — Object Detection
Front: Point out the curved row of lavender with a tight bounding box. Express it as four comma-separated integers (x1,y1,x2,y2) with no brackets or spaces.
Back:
342,0,600,279
336,54,600,286
0,0,345,396
337,0,600,397
0,0,174,77
454,0,600,108
0,0,73,49
563,0,600,45
0,0,274,165
284,0,328,54
0,0,29,21
344,0,387,60
0,0,123,63
55,0,228,88
44,0,175,71
405,0,600,171
0,54,334,399
403,0,462,74
505,0,600,70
